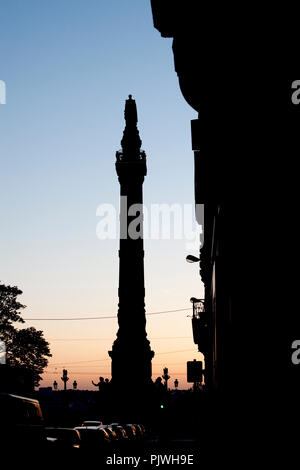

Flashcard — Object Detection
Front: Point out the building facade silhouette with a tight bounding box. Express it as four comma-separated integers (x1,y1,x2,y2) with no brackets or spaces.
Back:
150,0,297,399
150,1,299,461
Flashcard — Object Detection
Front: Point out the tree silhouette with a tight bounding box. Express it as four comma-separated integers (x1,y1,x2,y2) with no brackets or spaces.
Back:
0,282,51,386
0,283,25,331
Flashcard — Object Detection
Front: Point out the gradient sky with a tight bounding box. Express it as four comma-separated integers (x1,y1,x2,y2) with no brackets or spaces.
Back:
0,0,204,390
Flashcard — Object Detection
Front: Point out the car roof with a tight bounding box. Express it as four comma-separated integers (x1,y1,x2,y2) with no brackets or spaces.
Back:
83,420,102,423
0,392,40,405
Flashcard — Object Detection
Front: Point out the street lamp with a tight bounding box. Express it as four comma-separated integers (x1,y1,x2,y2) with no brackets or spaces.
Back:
61,369,69,391
190,297,202,304
186,255,200,263
162,367,170,390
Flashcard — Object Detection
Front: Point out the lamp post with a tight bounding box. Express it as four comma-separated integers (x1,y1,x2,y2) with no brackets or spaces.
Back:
162,367,170,390
61,369,69,391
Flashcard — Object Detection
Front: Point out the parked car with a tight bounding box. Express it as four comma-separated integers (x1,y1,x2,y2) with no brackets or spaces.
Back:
45,427,81,451
134,424,146,439
138,424,147,436
0,392,44,424
109,423,129,441
0,392,47,452
74,426,111,452
122,423,138,440
100,425,118,441
99,424,126,450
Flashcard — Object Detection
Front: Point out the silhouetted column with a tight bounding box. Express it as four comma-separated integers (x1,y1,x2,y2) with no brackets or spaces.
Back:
109,96,154,389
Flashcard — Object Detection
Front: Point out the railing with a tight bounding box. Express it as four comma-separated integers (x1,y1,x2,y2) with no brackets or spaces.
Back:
116,150,146,162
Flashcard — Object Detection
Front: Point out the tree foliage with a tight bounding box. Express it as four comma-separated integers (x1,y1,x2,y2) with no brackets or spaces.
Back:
0,282,52,386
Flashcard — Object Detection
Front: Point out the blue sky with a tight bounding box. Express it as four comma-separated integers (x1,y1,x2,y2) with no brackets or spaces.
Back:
0,0,203,389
